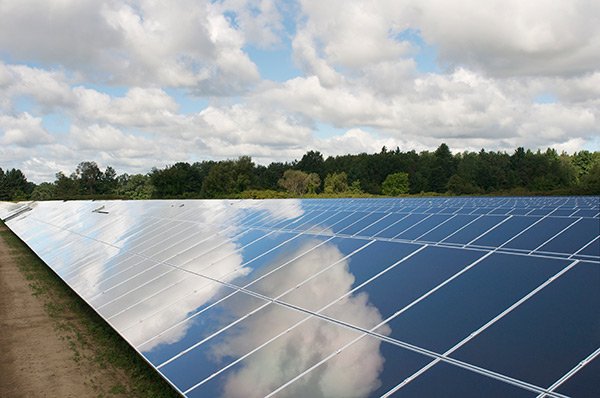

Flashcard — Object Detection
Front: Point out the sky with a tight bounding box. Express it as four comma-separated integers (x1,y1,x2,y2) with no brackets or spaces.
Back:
1,0,599,183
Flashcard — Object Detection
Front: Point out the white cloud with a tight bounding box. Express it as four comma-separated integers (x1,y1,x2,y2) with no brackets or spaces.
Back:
0,0,599,184
409,0,600,77
0,112,54,147
208,240,391,397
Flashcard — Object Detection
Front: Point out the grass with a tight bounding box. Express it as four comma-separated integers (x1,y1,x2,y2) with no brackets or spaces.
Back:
0,222,180,398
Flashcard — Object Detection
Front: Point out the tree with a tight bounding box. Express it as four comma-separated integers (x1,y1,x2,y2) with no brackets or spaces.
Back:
580,161,600,194
121,174,155,199
446,174,479,195
54,172,79,198
295,150,325,180
0,168,33,200
324,172,348,194
98,166,118,194
278,170,320,195
201,157,255,198
31,182,56,200
74,161,103,195
382,172,409,196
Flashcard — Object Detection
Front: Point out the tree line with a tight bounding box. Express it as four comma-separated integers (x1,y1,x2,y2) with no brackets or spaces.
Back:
1,144,599,202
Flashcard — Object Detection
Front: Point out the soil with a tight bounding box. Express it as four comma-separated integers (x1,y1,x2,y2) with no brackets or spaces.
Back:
0,223,129,397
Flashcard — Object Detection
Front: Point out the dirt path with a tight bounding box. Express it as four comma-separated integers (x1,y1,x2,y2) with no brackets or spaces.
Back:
0,223,128,397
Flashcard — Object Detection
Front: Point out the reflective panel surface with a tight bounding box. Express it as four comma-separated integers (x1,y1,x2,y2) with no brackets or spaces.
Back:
1,196,598,397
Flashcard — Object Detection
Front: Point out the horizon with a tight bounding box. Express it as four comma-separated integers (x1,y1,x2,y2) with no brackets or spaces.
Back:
1,1,599,184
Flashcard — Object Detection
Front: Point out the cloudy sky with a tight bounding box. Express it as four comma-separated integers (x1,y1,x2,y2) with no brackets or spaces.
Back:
1,0,599,183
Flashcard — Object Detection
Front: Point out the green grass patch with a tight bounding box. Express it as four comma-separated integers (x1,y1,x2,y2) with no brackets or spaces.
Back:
0,221,179,398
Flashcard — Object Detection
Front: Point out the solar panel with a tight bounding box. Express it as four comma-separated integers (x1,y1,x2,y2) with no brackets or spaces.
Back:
1,196,598,397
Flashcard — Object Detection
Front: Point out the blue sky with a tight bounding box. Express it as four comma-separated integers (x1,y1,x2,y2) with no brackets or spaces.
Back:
0,0,599,182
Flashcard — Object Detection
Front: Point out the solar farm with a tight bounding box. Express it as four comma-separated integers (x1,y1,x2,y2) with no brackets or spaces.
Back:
1,196,598,397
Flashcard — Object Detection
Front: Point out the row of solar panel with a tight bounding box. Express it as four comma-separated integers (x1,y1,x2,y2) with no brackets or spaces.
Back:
2,198,598,397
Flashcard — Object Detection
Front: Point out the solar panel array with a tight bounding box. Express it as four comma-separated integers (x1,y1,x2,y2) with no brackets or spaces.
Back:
1,197,599,397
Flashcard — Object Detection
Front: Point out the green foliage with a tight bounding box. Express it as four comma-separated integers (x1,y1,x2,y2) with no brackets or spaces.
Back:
0,167,33,200
201,156,255,198
31,182,56,200
446,174,480,195
382,172,410,196
295,150,325,179
2,146,599,201
278,169,321,195
119,174,155,199
324,172,348,194
580,161,600,194
348,180,363,194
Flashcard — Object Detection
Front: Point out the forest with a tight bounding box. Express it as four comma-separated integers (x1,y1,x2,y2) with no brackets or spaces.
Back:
1,144,599,202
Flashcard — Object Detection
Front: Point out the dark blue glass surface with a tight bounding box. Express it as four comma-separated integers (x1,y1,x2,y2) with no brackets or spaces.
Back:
354,212,408,237
374,213,429,239
2,196,598,398
418,214,479,242
321,246,484,329
159,301,306,393
577,237,600,257
394,214,452,240
502,217,576,251
537,218,600,255
442,215,507,245
392,361,535,397
242,236,367,298
374,253,569,354
469,215,538,248
337,212,388,236
556,355,600,398
451,261,600,387
278,240,421,312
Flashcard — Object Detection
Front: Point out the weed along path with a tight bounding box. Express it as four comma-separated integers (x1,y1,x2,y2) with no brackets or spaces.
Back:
0,222,179,398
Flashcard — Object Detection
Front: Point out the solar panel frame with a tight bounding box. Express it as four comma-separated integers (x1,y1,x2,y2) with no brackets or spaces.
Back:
1,196,598,397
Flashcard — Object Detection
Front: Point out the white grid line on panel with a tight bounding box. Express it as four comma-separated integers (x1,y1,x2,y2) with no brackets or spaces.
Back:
352,212,393,237
307,211,357,234
246,220,600,265
412,214,456,242
184,243,425,396
266,253,574,398
335,211,379,235
136,234,330,349
89,224,242,307
569,236,600,260
528,218,582,255
372,213,411,238
156,239,374,370
438,214,484,243
390,214,434,239
106,230,276,323
494,213,551,250
536,346,600,398
463,215,512,247
116,231,275,331
380,259,580,397
79,222,207,291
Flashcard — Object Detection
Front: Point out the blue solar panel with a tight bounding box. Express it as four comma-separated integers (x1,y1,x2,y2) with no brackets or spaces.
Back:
1,196,598,397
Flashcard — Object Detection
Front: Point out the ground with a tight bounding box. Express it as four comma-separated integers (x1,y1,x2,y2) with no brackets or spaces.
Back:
0,222,134,398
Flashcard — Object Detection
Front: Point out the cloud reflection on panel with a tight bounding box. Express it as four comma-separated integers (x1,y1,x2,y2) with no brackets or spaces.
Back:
112,199,305,351
207,240,391,398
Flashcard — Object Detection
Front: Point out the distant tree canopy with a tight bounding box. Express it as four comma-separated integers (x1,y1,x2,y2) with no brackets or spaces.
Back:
278,170,321,195
2,145,599,201
382,172,410,196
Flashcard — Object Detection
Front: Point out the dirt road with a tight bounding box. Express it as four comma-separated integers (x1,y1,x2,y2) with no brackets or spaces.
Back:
0,223,128,397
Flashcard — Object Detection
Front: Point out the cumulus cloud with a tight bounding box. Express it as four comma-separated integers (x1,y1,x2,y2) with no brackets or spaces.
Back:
0,0,599,183
208,239,391,398
0,112,54,147
412,0,600,77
